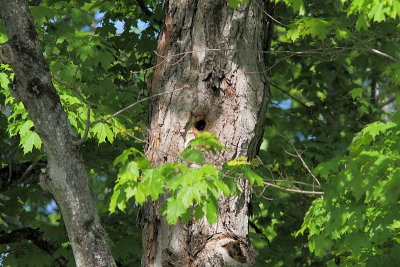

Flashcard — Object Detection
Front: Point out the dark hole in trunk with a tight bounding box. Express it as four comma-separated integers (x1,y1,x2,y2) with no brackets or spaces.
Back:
194,119,206,131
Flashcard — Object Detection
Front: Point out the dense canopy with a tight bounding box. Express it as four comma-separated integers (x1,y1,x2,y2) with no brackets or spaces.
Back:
0,0,399,266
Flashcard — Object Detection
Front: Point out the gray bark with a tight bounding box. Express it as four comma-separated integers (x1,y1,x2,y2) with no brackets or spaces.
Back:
142,0,273,266
0,1,116,266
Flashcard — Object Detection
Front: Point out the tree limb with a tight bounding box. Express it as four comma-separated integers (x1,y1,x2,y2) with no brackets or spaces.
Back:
0,227,68,266
0,162,45,192
136,0,153,17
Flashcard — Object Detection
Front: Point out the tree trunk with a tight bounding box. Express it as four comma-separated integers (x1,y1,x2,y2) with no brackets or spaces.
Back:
0,1,116,266
142,0,273,266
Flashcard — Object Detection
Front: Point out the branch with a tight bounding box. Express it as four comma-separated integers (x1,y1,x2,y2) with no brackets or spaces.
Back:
253,0,287,27
55,76,186,146
0,162,45,192
136,0,153,17
263,181,324,195
268,81,309,108
0,227,68,266
263,178,320,188
0,227,53,252
89,86,186,127
369,48,399,62
249,220,270,246
71,102,91,146
283,146,321,188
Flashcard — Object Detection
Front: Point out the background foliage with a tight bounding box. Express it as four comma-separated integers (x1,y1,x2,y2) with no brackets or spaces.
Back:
0,0,399,266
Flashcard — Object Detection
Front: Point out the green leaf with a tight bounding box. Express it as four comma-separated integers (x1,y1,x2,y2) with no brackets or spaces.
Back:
241,166,264,186
19,120,34,137
92,122,115,143
227,156,250,166
227,0,241,8
369,3,386,22
164,198,187,224
0,72,10,89
349,88,362,99
355,15,370,30
134,183,147,204
314,156,345,178
194,204,205,220
109,190,118,213
187,132,224,153
362,121,396,139
287,18,333,41
180,148,205,164
214,180,231,196
179,186,201,207
20,130,42,154
142,168,165,200
203,196,218,224
98,51,114,69
109,186,124,213
118,162,140,183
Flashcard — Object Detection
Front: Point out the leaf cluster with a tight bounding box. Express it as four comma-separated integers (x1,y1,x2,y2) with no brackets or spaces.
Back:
110,132,264,225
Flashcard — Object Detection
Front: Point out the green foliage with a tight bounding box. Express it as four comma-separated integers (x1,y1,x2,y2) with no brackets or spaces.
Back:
0,0,159,265
110,132,261,225
227,0,249,9
274,0,305,15
344,0,400,25
0,0,399,266
249,0,400,265
298,120,400,264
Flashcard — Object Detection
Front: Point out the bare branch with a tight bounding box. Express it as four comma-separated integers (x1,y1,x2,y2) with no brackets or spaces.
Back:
253,0,287,27
268,81,309,108
263,178,320,188
263,181,324,195
370,48,399,62
253,155,323,196
89,85,187,126
283,146,321,188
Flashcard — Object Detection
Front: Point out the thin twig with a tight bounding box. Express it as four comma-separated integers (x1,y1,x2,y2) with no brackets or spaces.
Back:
107,121,147,144
253,0,287,27
89,85,187,127
263,181,324,195
53,78,92,146
72,102,91,146
283,146,321,188
56,78,186,145
264,178,320,188
19,162,39,182
268,81,308,108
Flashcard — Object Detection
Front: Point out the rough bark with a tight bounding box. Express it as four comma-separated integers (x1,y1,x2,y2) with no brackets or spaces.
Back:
0,1,116,266
142,0,273,266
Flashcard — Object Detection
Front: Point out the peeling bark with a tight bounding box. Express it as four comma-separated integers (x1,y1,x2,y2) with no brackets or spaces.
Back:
0,1,116,266
142,0,273,266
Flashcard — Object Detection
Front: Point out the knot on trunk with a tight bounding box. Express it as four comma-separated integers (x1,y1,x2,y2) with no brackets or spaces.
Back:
0,42,15,64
